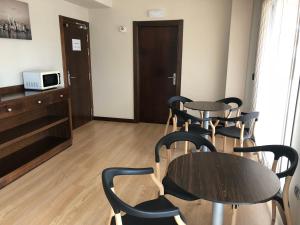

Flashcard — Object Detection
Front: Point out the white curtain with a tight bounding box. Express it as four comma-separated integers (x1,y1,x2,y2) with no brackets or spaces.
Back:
252,0,300,145
252,0,300,167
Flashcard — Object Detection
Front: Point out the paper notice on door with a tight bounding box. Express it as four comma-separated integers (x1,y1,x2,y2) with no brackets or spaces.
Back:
72,39,81,51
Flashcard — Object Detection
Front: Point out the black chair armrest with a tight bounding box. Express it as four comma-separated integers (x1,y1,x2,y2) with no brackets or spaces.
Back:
234,146,259,153
126,206,181,219
102,167,154,188
234,146,299,179
277,169,295,179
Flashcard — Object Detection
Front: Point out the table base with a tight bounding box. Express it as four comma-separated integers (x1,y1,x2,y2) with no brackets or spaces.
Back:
212,203,224,225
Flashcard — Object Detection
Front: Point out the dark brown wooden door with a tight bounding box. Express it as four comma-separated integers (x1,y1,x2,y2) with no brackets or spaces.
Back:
134,20,183,124
61,17,93,129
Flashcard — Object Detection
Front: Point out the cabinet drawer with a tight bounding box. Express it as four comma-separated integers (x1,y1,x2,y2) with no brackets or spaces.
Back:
0,101,26,119
26,94,51,111
50,89,69,104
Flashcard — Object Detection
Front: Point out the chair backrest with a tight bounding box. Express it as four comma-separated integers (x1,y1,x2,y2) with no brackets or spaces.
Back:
155,131,217,163
102,167,180,218
168,96,192,112
234,145,298,178
217,97,243,116
239,111,259,123
239,112,259,135
217,97,243,108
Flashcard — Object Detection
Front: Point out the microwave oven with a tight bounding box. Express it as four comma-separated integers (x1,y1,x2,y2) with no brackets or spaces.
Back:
23,71,61,90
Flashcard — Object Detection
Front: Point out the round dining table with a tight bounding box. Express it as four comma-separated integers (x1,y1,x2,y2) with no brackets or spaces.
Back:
167,152,281,225
184,101,231,131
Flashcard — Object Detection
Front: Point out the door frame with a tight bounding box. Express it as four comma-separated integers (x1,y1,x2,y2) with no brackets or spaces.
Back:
59,15,94,123
133,20,184,122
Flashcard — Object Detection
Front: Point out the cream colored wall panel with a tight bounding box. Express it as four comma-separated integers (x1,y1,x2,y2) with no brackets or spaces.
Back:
0,0,89,88
64,0,112,8
89,0,232,119
225,0,254,102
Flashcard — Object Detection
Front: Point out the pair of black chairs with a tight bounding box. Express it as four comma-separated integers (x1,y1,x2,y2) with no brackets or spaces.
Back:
164,96,259,151
102,132,298,225
102,131,216,225
164,96,243,137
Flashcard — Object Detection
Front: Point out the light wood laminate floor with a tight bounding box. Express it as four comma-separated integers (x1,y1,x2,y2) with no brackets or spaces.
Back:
0,121,282,225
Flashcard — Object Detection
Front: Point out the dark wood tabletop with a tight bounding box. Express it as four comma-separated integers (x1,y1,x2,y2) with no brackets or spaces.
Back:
167,152,280,204
184,101,231,112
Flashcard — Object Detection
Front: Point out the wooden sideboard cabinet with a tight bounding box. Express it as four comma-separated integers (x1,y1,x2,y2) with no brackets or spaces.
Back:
0,86,72,189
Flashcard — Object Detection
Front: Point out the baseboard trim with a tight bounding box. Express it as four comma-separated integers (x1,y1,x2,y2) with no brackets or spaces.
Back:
93,116,136,123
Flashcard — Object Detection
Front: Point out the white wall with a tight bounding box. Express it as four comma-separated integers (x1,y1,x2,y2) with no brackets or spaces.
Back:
225,0,254,102
64,0,112,8
0,0,89,88
89,0,233,119
96,0,112,7
243,0,262,111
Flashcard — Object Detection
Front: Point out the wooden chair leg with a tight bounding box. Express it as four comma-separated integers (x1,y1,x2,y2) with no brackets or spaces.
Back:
223,136,227,153
209,121,216,146
172,117,177,148
107,209,114,225
271,201,276,224
231,205,238,225
184,121,189,154
167,149,172,166
285,207,293,225
239,139,244,157
172,117,177,132
164,117,171,135
174,215,186,225
212,135,216,146
276,202,287,225
114,213,123,225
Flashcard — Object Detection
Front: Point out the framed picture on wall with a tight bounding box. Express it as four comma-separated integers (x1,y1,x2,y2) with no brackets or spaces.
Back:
0,0,32,40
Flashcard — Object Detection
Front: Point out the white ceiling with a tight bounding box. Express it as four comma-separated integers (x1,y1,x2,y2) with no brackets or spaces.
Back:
64,0,112,9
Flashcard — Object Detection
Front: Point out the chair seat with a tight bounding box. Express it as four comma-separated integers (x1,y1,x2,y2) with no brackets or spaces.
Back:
216,126,251,140
110,196,185,225
162,176,199,201
180,124,211,136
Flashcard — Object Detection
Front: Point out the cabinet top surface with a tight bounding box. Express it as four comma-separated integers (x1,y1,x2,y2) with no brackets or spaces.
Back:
0,87,66,103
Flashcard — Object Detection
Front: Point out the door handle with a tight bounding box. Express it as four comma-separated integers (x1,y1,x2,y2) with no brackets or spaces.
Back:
168,73,177,86
67,70,71,86
67,70,77,86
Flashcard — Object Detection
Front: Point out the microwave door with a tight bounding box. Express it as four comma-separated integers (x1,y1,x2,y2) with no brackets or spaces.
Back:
43,74,59,88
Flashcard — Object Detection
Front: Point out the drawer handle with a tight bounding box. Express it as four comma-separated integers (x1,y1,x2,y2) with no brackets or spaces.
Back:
60,94,64,98
7,108,12,112
37,100,43,104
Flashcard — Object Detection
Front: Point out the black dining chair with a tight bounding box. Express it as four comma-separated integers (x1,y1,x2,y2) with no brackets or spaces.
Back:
102,167,187,225
234,145,298,225
164,96,193,135
215,111,259,153
155,131,217,201
173,108,216,147
214,97,243,128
